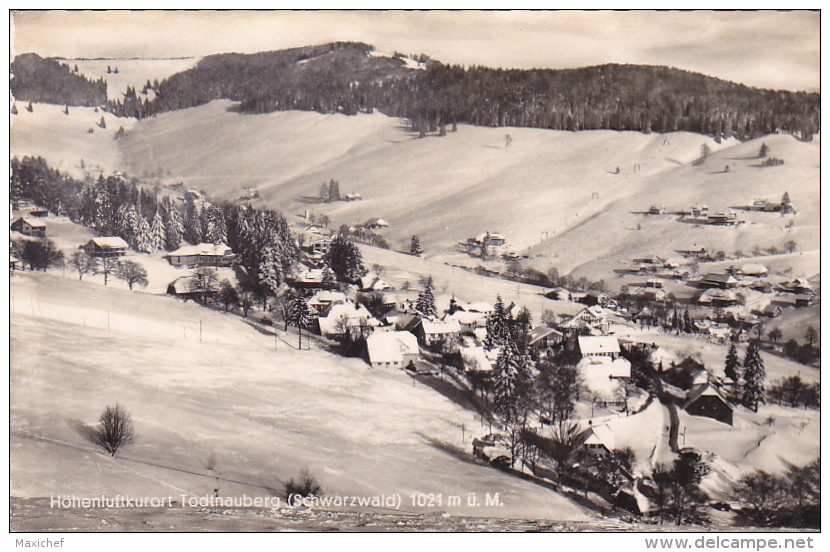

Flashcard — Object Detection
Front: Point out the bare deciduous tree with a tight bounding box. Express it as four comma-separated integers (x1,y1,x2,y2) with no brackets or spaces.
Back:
87,404,135,457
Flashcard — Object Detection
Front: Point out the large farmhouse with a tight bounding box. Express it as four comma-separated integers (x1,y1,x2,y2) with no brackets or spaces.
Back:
82,237,128,257
164,243,235,267
10,217,46,238
366,331,419,369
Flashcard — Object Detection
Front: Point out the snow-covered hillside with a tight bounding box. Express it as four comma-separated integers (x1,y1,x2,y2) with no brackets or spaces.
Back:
10,272,590,521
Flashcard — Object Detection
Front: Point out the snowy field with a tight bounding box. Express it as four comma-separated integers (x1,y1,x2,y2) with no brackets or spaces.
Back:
11,88,819,285
10,272,590,521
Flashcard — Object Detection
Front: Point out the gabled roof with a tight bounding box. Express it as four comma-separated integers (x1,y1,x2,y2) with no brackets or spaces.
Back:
577,335,620,355
683,383,732,411
13,216,46,228
89,236,128,249
366,331,419,364
166,242,232,257
421,318,461,335
703,273,738,284
576,423,616,451
740,263,768,276
444,310,487,326
459,346,493,372
308,290,346,305
528,325,563,345
296,268,325,283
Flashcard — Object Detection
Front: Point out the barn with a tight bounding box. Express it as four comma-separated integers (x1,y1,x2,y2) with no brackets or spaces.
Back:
682,383,733,426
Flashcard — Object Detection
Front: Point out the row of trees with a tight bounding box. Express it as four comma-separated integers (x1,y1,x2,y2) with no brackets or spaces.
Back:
724,341,766,411
11,156,304,304
732,459,820,528
69,252,148,289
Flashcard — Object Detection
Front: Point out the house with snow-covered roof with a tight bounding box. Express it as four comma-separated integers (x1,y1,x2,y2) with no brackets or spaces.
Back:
11,217,47,238
560,305,608,335
366,331,419,369
577,335,621,359
682,382,733,425
164,243,235,267
82,236,128,257
317,302,380,338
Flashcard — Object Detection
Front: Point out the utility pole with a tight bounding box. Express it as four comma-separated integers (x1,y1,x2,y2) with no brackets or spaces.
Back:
199,320,202,342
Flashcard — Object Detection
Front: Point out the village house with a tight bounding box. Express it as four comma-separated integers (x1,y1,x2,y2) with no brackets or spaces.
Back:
163,243,235,267
443,309,487,334
682,382,733,425
778,277,812,295
753,303,782,318
707,211,740,225
577,335,621,359
307,290,347,317
418,318,462,347
359,274,391,292
575,422,616,455
365,331,419,369
362,218,389,230
82,237,128,257
10,217,46,238
166,275,215,302
560,305,608,335
676,246,708,259
749,199,776,212
701,272,738,289
698,288,737,307
10,253,20,271
303,236,332,259
528,325,564,352
292,268,327,289
459,345,494,373
317,301,381,338
740,263,769,277
795,294,814,308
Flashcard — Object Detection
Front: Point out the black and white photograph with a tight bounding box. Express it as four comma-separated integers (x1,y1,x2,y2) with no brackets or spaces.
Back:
8,9,821,539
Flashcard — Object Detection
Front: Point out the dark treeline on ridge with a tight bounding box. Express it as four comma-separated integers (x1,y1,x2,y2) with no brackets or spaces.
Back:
119,42,820,141
13,42,819,140
11,53,107,107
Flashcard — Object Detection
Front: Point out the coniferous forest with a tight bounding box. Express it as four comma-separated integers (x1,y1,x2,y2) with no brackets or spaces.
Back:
11,42,819,140
115,42,818,141
10,53,107,106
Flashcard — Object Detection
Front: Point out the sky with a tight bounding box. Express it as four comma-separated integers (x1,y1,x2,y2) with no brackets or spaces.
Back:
10,10,821,92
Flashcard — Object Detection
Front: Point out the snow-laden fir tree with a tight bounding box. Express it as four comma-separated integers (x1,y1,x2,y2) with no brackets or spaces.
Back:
410,235,423,256
322,265,337,289
135,215,153,253
485,295,511,350
724,341,741,383
206,206,227,244
416,275,437,318
258,242,285,296
289,297,312,349
492,338,531,422
742,341,766,411
150,208,166,251
164,200,184,250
